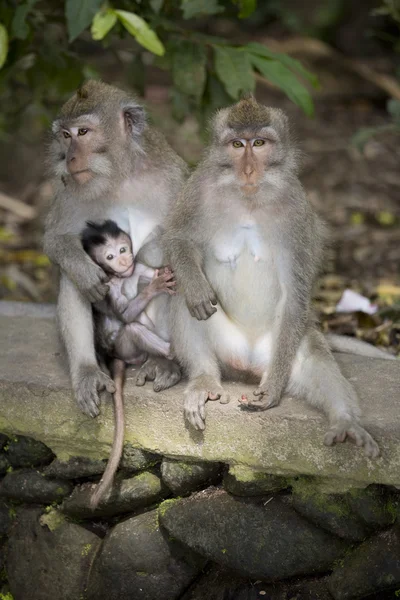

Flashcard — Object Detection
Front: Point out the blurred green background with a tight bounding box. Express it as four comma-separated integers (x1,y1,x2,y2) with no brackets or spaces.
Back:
0,0,399,353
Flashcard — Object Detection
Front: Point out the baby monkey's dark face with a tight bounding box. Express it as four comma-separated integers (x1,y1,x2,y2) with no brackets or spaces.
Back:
94,233,135,278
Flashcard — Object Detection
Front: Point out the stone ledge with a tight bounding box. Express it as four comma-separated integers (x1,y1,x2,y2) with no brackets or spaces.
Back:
0,302,399,485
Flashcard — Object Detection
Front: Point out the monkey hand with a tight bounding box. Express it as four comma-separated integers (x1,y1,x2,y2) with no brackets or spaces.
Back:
184,279,218,321
74,262,110,303
74,365,116,418
149,268,176,296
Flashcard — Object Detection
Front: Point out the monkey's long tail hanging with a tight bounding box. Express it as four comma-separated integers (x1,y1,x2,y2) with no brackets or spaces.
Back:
90,359,125,509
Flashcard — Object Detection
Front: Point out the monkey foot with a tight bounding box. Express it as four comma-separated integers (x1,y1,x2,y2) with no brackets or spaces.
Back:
184,380,226,430
324,421,380,458
207,391,230,404
135,357,181,392
239,389,279,411
74,366,116,418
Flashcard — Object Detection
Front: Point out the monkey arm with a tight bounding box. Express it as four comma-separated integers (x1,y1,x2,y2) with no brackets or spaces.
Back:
166,237,217,321
116,267,176,324
112,288,154,324
43,231,109,303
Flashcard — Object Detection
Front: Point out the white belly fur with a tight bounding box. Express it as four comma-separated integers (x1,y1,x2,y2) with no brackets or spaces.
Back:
204,222,285,373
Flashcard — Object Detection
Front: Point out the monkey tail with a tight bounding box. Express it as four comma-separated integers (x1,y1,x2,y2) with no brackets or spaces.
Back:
90,359,126,509
326,333,396,360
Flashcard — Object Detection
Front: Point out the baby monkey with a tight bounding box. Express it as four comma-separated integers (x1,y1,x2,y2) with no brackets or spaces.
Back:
81,220,176,507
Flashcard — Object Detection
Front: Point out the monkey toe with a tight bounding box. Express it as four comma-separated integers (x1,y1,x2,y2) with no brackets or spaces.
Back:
135,372,147,387
324,424,380,458
153,361,181,392
184,391,207,430
219,394,230,405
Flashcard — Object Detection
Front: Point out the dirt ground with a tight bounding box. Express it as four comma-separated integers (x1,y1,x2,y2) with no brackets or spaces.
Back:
0,44,399,355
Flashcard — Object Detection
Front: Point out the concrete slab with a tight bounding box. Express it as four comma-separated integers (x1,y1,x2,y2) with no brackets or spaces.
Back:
0,305,399,485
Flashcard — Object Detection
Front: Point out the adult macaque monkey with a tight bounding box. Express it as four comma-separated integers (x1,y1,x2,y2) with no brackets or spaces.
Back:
44,81,185,417
166,95,390,458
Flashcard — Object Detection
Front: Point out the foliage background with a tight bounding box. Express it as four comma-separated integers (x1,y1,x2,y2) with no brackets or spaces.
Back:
0,0,399,353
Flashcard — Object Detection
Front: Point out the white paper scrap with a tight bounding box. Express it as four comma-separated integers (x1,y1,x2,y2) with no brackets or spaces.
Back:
336,289,378,315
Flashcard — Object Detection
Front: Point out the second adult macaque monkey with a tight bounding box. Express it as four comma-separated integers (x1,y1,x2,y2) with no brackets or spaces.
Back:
81,220,175,507
44,81,185,417
166,95,385,458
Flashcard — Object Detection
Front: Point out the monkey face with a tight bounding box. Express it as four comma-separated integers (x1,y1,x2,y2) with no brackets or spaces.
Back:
225,135,276,194
50,82,148,189
94,233,135,278
52,115,110,185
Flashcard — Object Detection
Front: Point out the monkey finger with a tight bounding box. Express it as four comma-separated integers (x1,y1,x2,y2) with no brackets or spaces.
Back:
210,295,218,306
205,304,217,318
104,379,116,394
196,305,209,321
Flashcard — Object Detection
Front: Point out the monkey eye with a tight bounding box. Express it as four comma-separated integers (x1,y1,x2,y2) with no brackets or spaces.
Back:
253,139,265,147
120,247,127,254
78,128,88,136
232,140,244,148
63,131,71,139
106,254,114,261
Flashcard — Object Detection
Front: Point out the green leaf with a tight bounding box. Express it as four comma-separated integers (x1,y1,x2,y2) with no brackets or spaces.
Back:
171,40,206,101
0,24,8,70
91,8,117,41
170,88,191,122
66,0,103,42
150,0,164,14
246,41,319,89
115,10,165,56
250,54,314,116
11,0,38,40
214,46,255,99
232,0,257,19
181,0,224,20
387,99,400,124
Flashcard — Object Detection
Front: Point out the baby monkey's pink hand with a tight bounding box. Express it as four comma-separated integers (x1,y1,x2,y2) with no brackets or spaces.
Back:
149,267,177,296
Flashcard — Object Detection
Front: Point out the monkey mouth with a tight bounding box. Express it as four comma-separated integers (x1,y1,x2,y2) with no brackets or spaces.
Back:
119,262,135,277
70,169,93,183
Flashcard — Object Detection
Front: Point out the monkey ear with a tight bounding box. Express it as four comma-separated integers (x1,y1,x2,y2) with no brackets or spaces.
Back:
123,104,147,137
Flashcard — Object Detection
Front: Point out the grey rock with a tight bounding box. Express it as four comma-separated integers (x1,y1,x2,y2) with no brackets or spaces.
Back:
44,456,107,479
62,471,168,518
7,507,101,600
291,486,369,542
347,484,397,529
0,501,11,537
159,489,347,580
0,434,8,450
5,435,54,468
121,444,160,472
86,509,202,600
1,312,400,486
161,458,222,496
224,465,288,496
0,455,9,475
181,567,332,600
0,470,72,504
328,526,400,600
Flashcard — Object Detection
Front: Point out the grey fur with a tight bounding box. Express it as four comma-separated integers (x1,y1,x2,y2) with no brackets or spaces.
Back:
44,81,187,416
165,96,380,457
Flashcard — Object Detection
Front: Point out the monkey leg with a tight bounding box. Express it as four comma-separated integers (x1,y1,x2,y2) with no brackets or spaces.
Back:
58,273,115,418
287,330,379,458
117,322,171,359
171,298,229,430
